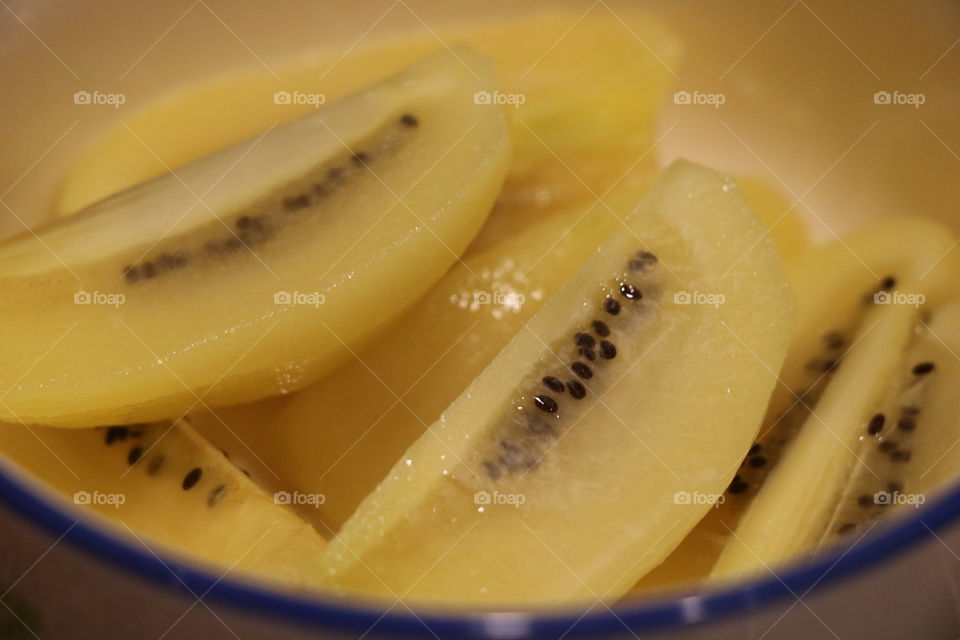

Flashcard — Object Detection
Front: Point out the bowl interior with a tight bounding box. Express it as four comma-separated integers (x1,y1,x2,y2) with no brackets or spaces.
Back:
1,0,959,630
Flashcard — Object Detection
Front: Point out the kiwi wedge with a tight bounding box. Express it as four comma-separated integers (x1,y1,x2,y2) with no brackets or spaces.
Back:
190,190,631,531
317,161,794,606
0,48,510,428
0,417,328,588
54,13,680,253
824,302,960,537
708,217,960,580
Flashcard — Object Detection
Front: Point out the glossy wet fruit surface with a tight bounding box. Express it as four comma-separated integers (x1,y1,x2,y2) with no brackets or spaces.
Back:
318,161,794,605
0,48,510,428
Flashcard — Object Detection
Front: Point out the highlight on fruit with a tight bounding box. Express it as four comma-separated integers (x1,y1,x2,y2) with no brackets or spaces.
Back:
0,10,957,612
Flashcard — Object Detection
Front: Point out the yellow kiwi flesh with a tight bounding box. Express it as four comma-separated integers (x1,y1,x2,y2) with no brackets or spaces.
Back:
318,161,794,605
631,218,960,590
0,418,328,589
55,13,678,252
0,48,511,428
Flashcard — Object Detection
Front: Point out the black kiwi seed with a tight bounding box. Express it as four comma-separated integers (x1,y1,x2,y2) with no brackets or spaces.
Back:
157,252,189,271
400,113,418,127
857,494,873,508
748,443,762,456
902,406,920,417
897,416,917,432
146,454,165,476
878,440,897,452
837,523,855,534
619,283,641,300
140,262,157,279
579,348,597,361
351,151,369,166
628,250,658,271
498,440,538,471
104,426,129,445
527,420,556,437
207,484,227,507
638,250,658,263
182,467,203,490
912,362,935,376
567,380,587,399
533,395,558,413
887,481,904,493
327,166,344,181
823,331,845,350
604,298,621,315
891,449,912,462
575,332,596,348
222,237,243,252
542,376,565,393
127,446,143,466
235,216,253,230
591,320,611,337
571,362,593,380
747,455,767,468
880,276,896,290
598,341,617,359
282,194,311,211
867,413,886,435
822,359,839,373
482,461,502,480
728,479,749,494
123,265,140,283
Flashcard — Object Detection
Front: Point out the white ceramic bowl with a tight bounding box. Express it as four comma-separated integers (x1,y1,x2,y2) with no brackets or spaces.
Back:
1,1,959,637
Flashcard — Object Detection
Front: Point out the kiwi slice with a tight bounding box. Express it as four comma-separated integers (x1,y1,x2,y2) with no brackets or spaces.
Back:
0,417,327,587
0,48,511,427
190,190,629,531
55,13,681,251
709,217,960,580
825,303,960,538
317,161,794,606
190,174,808,536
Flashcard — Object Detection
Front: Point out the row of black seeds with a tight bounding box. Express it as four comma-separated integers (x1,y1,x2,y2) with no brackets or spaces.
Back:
728,274,901,499
532,264,650,415
728,328,847,496
481,251,658,480
101,423,236,508
835,359,936,535
122,113,418,284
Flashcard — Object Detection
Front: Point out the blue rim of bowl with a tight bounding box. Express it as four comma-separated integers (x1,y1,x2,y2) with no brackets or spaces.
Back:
0,457,957,639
